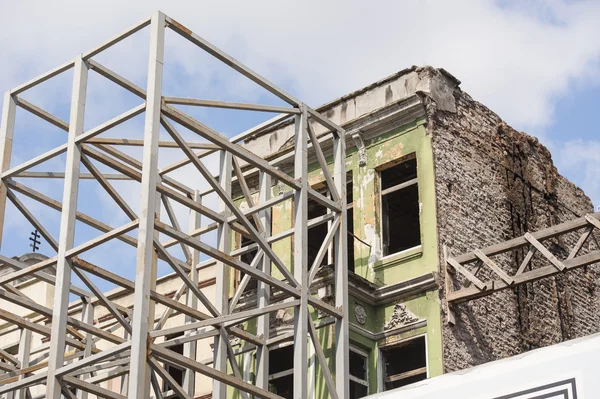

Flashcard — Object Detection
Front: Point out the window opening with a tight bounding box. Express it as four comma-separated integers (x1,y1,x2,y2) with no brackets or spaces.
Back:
307,195,329,270
381,156,420,256
350,346,369,398
347,182,355,273
163,332,185,391
236,219,259,289
381,336,427,390
269,345,294,398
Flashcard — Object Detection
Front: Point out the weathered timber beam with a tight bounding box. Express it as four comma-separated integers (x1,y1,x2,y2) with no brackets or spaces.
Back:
453,211,600,264
448,250,600,303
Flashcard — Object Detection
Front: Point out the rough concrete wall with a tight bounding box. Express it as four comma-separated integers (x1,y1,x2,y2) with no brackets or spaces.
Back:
429,82,600,372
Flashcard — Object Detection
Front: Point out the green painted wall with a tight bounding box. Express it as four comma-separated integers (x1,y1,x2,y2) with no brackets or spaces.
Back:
226,118,443,398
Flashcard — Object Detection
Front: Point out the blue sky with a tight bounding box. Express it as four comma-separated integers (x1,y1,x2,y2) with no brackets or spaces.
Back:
0,0,599,293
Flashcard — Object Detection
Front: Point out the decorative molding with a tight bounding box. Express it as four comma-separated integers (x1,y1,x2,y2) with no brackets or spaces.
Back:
350,319,426,341
349,272,438,307
384,303,419,331
354,303,367,325
350,130,367,167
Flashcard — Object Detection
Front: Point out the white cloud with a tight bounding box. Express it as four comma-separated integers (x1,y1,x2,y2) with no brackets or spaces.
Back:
556,139,600,207
1,1,600,130
2,0,600,276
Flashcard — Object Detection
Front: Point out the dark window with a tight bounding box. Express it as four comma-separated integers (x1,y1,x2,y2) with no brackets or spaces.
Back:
269,345,294,398
308,196,329,270
349,347,369,398
381,336,427,390
163,333,184,391
347,182,355,273
381,156,420,256
237,220,258,288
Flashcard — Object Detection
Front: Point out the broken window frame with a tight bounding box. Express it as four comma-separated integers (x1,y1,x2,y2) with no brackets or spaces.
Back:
378,153,421,258
378,334,428,392
349,345,369,397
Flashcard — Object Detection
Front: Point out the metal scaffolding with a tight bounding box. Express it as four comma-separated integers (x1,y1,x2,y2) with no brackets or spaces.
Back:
0,11,349,399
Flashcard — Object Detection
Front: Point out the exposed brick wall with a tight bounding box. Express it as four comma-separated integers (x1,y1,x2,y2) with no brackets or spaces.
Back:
427,82,600,373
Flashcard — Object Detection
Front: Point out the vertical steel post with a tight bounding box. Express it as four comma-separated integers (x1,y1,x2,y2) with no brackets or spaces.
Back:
333,129,349,398
15,327,31,399
293,105,309,399
128,10,165,399
213,150,232,399
46,54,88,399
0,92,16,397
255,171,271,395
0,91,15,250
77,299,94,399
120,326,130,396
183,190,201,395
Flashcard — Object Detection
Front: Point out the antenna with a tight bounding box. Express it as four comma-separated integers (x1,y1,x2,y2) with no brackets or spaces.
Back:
29,230,41,253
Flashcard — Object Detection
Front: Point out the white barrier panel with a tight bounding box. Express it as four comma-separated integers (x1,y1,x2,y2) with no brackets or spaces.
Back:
367,332,600,399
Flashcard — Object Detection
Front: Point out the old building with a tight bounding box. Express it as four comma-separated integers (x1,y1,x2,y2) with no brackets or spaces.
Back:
1,65,598,398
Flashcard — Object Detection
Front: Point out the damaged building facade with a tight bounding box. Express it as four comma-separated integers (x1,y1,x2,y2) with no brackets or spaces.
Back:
1,64,599,399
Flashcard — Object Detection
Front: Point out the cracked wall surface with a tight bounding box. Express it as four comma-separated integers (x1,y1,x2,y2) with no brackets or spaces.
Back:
427,78,600,373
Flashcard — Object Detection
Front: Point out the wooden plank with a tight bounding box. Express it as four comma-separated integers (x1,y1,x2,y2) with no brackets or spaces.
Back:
585,214,600,230
473,249,514,285
448,250,600,303
385,367,427,383
443,245,456,325
380,177,418,197
447,258,487,291
524,233,565,271
516,247,536,275
453,211,600,264
567,227,593,260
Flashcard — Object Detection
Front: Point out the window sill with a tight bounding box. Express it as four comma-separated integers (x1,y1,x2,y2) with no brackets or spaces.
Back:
374,245,423,270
